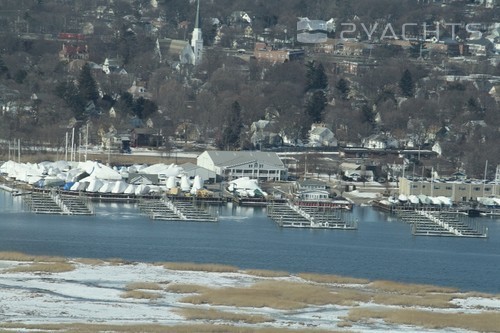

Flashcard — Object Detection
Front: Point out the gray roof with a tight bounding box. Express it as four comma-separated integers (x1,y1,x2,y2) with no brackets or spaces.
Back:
204,151,285,169
181,162,215,174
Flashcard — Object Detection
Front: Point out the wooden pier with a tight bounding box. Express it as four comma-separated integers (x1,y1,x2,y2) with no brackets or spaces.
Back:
24,191,94,216
397,209,488,238
138,197,218,222
267,201,357,229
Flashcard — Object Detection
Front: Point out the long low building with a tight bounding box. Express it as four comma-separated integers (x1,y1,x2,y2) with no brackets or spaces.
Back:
399,177,500,202
197,150,287,182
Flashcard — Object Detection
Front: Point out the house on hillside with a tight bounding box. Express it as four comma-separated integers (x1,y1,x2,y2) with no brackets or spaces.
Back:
102,58,127,75
197,150,287,181
130,128,162,147
362,133,399,149
253,42,304,63
59,44,89,62
250,120,282,148
467,38,493,56
128,80,153,99
309,124,337,147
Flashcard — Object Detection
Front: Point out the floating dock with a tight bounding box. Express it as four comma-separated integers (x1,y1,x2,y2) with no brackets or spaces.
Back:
24,191,94,216
138,197,218,222
397,209,488,238
267,200,357,229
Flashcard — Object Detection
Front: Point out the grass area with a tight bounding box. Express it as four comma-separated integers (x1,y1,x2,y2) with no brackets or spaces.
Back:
162,262,239,273
180,280,371,310
0,323,338,333
6,262,75,273
166,283,210,294
175,308,274,324
345,307,500,332
120,290,163,300
0,251,66,263
125,282,164,291
73,258,105,265
369,280,459,295
298,273,370,285
244,269,290,277
372,293,458,308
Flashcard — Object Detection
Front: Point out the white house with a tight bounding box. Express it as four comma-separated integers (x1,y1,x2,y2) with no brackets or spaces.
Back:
197,150,287,181
308,124,337,147
296,189,330,202
362,133,399,149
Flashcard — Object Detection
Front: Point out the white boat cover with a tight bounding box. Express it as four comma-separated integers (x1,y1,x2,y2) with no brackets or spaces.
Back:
190,175,203,194
408,195,420,204
124,184,137,194
98,181,114,193
111,180,128,194
166,176,177,189
85,178,103,192
180,175,191,192
135,184,150,195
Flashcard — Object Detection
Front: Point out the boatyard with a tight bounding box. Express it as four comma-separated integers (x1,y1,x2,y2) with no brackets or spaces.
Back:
0,157,497,237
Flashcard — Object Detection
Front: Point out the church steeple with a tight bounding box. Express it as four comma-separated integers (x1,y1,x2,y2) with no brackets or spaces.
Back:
190,0,203,65
194,0,201,30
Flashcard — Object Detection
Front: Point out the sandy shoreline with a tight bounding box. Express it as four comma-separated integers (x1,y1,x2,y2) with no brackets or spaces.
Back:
0,252,499,333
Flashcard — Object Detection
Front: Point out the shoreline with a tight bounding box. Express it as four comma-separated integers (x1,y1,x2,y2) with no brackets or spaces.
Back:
0,252,499,333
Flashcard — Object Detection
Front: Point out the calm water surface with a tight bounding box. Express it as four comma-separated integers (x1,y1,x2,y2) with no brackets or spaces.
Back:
0,191,499,293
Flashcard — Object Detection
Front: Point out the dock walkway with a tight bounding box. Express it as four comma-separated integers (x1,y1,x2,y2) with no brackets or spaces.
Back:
24,191,94,215
267,200,357,229
138,197,217,222
397,209,487,238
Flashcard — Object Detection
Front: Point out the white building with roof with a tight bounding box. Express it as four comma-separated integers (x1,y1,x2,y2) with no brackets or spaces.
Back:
197,150,287,181
309,124,337,147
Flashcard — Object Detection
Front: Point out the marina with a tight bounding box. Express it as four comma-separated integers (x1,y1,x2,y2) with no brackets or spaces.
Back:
1,189,499,294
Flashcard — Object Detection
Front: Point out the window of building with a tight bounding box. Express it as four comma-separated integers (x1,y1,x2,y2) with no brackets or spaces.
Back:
446,186,452,190
474,187,481,191
484,187,491,192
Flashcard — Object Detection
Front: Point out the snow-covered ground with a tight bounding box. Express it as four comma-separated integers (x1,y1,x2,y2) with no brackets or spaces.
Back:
0,259,498,332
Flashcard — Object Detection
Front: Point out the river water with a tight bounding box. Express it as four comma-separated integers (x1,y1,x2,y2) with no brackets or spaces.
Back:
0,191,499,293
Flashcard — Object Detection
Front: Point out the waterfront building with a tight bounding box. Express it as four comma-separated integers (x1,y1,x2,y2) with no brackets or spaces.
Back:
197,151,287,182
399,177,500,202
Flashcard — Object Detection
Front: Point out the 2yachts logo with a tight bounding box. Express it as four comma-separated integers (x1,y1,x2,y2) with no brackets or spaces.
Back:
297,19,482,43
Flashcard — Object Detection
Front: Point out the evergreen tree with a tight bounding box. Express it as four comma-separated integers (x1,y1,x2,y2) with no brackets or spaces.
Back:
306,61,317,91
220,101,243,150
306,91,327,123
315,63,328,90
306,61,328,91
133,97,158,119
78,64,99,102
55,81,86,120
0,55,8,77
361,104,376,126
336,78,350,100
399,69,414,98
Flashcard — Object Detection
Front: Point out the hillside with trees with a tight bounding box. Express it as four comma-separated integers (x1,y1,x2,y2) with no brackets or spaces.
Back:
0,0,499,177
